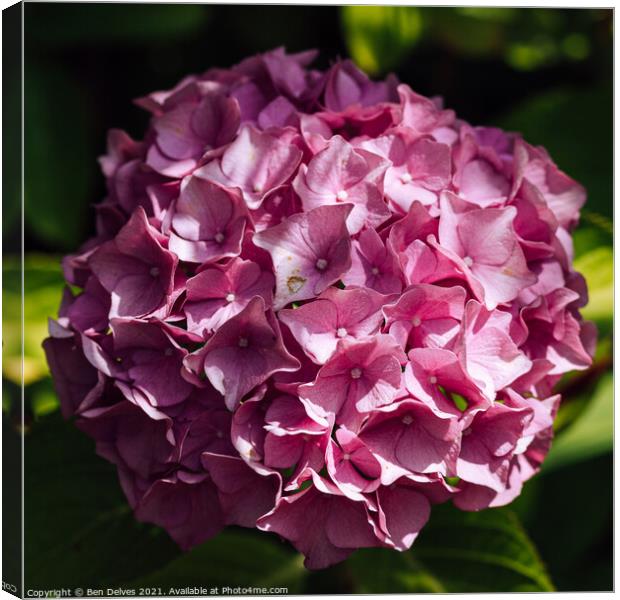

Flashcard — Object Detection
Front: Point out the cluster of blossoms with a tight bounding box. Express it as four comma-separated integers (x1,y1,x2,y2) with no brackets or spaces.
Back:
44,48,595,569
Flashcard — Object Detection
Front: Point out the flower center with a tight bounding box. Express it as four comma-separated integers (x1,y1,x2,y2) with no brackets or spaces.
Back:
336,190,349,201
164,348,174,357
214,232,225,244
315,258,328,271
336,327,348,338
350,367,363,379
225,293,236,303
400,172,413,184
411,316,421,327
342,453,351,461
429,375,438,385
463,256,474,267
402,414,414,425
371,266,380,275
149,266,160,277
238,337,249,348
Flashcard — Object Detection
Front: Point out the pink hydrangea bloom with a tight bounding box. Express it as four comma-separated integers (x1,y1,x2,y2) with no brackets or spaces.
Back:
145,81,241,178
184,257,274,335
45,47,594,570
184,296,300,410
167,176,249,264
278,287,385,363
253,203,353,309
293,135,390,233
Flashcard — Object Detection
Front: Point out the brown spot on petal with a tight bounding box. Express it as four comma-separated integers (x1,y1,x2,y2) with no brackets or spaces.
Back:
287,276,306,293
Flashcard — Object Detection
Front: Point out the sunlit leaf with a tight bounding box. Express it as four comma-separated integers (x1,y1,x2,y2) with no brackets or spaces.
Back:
573,224,612,258
29,378,60,418
574,246,613,324
506,38,559,71
3,254,65,385
341,6,422,75
544,373,613,471
425,8,603,70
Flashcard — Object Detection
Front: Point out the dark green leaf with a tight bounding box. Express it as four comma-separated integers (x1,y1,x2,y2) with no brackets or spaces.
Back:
127,530,307,593
349,503,553,592
25,4,210,46
424,8,510,59
516,454,612,591
25,64,96,248
348,548,446,593
3,79,21,239
25,414,181,589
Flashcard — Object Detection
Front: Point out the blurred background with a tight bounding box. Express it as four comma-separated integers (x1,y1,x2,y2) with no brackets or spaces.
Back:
4,4,612,593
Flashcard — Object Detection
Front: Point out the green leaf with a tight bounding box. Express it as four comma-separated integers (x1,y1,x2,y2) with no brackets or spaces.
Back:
25,414,181,589
573,245,613,324
573,225,612,259
25,415,307,593
424,8,509,59
3,70,21,239
3,254,65,385
349,504,553,592
514,453,612,590
25,4,210,46
552,330,612,434
25,64,96,249
127,531,307,593
348,549,446,593
423,9,607,71
341,6,422,75
29,377,60,418
3,415,23,590
543,372,613,472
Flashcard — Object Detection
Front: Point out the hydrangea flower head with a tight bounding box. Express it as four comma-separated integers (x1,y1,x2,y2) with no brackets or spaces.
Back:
45,47,594,570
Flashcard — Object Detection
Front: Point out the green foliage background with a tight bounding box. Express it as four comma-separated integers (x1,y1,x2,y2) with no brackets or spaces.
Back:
4,5,612,593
